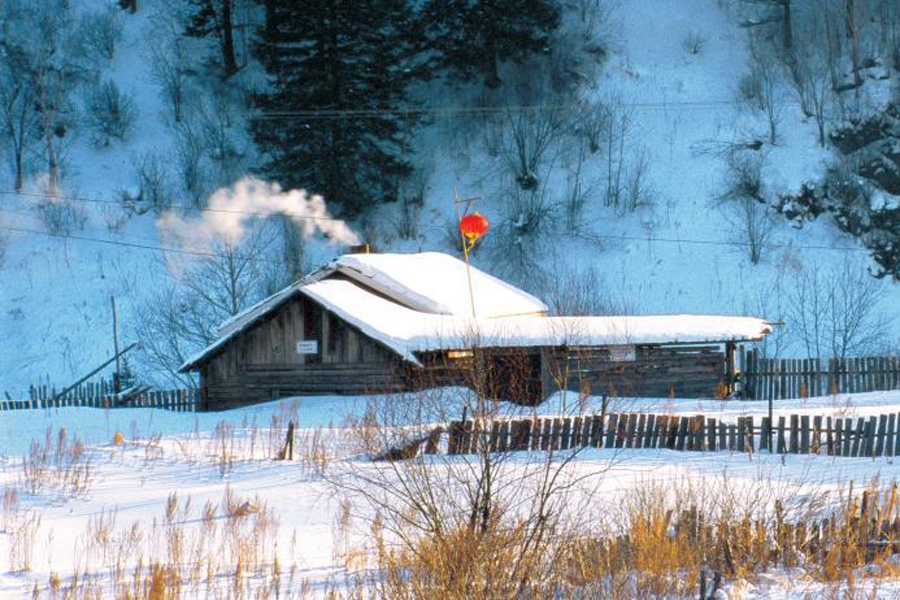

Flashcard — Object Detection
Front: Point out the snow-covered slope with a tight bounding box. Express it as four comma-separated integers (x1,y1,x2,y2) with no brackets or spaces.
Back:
1,0,898,396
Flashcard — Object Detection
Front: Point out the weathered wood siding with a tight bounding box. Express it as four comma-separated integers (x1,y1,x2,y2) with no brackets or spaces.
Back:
542,345,727,399
200,294,404,410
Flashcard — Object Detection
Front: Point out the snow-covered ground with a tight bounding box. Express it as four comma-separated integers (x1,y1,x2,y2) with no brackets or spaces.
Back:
1,390,900,597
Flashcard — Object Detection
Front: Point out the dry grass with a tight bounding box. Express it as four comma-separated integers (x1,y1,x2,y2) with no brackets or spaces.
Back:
20,427,94,497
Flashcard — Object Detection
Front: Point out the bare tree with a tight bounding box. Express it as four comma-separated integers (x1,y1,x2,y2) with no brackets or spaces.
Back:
718,151,777,265
0,0,76,191
135,227,275,385
787,12,833,146
747,39,784,144
0,43,38,191
77,6,123,64
486,107,568,191
787,257,891,361
147,9,189,124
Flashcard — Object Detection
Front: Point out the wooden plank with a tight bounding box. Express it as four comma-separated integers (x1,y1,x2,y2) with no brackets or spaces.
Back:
693,415,705,451
718,420,727,451
842,418,853,457
728,423,737,451
777,416,787,454
800,415,810,454
605,414,618,449
498,421,510,452
645,414,656,448
851,417,865,457
590,414,604,448
789,414,800,454
864,416,877,457
888,414,897,457
759,417,770,452
737,417,745,452
530,418,542,451
560,418,571,450
572,417,583,449
876,414,888,457
676,417,689,451
707,417,717,451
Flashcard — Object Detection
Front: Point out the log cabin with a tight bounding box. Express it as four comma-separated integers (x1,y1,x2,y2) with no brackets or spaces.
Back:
180,251,772,410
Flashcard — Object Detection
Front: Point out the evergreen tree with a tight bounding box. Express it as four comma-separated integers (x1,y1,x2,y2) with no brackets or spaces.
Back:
251,0,422,216
185,0,238,77
422,0,560,88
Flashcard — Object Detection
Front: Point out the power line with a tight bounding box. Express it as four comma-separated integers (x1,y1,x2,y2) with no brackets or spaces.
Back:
0,191,872,254
0,215,872,261
247,99,752,120
0,224,222,259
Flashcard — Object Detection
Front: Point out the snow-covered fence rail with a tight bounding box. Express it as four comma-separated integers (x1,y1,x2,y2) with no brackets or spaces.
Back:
2,388,198,412
743,352,900,401
446,411,900,458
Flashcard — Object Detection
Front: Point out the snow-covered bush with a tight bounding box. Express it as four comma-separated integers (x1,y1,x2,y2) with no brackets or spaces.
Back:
542,264,629,316
132,151,172,211
718,151,775,265
174,122,207,207
34,197,88,236
85,80,138,146
78,6,122,64
681,29,706,55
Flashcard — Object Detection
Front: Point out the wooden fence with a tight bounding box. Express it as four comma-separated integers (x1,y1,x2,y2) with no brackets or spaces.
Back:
445,411,900,458
743,352,900,401
2,388,198,412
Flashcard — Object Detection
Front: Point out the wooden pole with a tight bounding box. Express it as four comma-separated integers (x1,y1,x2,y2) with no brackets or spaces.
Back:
52,342,139,403
454,188,478,319
111,296,121,393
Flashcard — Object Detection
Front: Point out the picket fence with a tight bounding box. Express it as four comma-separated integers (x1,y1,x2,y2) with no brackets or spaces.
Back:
743,352,900,401
445,411,900,458
3,387,198,412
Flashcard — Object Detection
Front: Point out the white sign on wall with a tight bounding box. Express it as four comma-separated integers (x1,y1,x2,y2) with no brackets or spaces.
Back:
608,345,636,362
296,340,318,355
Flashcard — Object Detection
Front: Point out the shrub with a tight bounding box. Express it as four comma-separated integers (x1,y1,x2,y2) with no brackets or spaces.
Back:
85,80,138,146
78,6,123,63
682,29,706,55
34,197,88,236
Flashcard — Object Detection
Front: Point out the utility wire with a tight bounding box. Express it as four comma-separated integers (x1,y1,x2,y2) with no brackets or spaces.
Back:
0,191,872,254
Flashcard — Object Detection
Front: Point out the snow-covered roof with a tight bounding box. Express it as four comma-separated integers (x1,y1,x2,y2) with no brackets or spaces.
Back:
181,256,772,372
297,279,772,366
330,252,548,317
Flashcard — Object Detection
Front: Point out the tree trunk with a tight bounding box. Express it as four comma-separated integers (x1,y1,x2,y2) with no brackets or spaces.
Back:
264,0,276,37
14,151,23,191
846,0,861,85
782,0,793,52
221,0,237,77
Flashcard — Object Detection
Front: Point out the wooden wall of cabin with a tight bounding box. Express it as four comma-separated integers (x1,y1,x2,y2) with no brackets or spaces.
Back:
540,344,728,400
199,295,405,410
411,348,544,405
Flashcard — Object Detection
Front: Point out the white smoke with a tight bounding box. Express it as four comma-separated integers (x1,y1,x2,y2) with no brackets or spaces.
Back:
158,177,361,252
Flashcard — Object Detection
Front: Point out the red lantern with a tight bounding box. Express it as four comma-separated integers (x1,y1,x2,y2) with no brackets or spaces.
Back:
459,212,489,248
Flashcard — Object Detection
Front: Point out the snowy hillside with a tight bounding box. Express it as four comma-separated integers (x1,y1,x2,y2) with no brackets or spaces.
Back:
1,0,899,396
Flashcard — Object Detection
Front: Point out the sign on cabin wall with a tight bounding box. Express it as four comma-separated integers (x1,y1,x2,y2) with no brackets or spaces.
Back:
608,345,636,362
296,340,318,355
